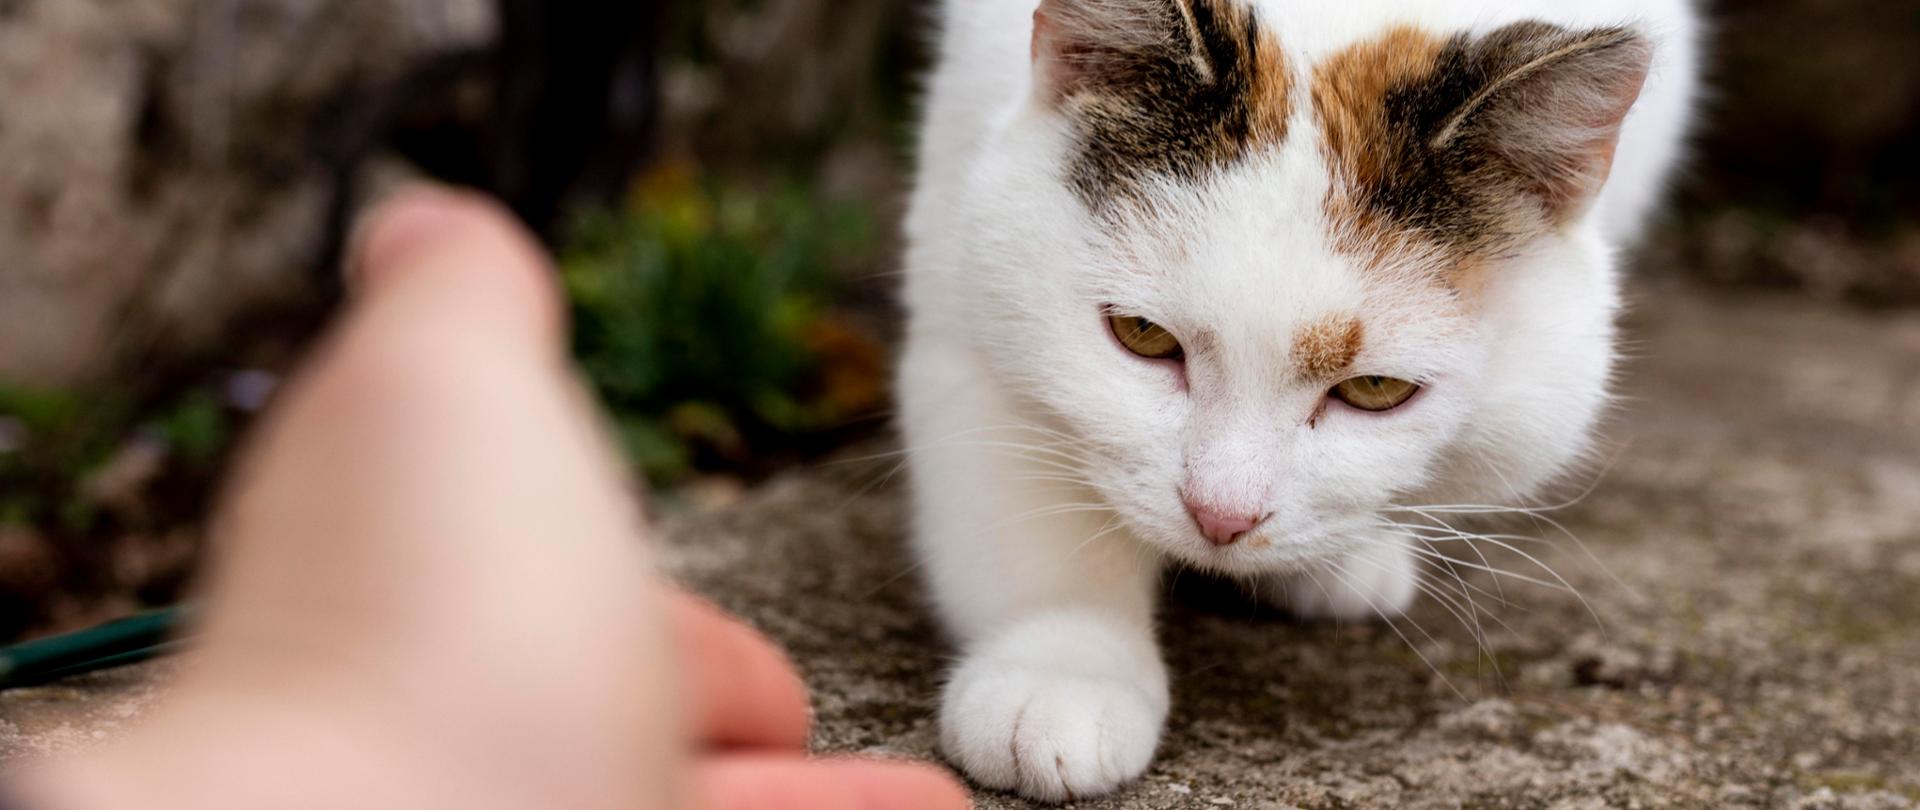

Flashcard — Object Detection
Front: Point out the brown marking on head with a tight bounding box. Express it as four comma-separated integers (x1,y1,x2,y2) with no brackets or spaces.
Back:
1311,26,1448,199
1310,22,1653,282
1248,28,1293,147
1310,27,1449,278
1035,0,1295,210
1293,315,1365,379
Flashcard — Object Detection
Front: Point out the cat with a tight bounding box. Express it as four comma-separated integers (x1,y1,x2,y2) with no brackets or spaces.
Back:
897,0,1699,800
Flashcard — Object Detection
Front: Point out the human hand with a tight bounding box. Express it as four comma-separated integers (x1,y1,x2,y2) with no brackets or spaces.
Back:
12,187,968,810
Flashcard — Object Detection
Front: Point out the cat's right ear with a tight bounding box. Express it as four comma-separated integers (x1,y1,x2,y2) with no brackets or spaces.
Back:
1031,0,1206,105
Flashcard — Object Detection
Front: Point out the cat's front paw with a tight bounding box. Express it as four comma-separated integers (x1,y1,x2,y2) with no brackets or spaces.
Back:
1269,538,1419,622
936,613,1168,802
940,659,1166,802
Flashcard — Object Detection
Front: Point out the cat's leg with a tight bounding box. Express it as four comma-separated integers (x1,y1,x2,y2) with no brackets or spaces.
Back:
936,600,1167,802
900,338,1166,803
1263,535,1419,622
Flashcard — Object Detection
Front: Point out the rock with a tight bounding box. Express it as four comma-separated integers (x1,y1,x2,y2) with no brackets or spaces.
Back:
0,0,492,386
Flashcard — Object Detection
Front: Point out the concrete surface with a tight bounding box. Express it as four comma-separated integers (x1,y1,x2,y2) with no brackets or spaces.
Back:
6,281,1920,808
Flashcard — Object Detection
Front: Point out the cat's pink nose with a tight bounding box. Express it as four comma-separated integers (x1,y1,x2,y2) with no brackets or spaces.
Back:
1183,499,1265,547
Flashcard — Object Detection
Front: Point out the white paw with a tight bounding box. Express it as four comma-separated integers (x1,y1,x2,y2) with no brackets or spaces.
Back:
938,615,1168,802
1270,538,1419,622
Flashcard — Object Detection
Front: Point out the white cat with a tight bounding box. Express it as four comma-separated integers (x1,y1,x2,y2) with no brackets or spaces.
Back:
898,0,1698,800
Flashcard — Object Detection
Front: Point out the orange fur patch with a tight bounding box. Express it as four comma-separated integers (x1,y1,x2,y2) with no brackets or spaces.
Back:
1309,23,1652,288
1310,27,1448,274
1249,28,1293,147
1311,26,1446,197
1293,315,1366,379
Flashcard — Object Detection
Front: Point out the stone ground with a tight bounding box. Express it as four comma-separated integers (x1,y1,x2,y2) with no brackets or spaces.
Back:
5,280,1919,808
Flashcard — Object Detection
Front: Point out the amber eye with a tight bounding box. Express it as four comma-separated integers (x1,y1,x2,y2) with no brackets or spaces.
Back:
1331,376,1421,412
1108,314,1184,360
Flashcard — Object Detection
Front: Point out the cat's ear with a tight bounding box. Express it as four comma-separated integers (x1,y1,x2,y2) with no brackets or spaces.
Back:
1031,0,1214,104
1442,23,1652,220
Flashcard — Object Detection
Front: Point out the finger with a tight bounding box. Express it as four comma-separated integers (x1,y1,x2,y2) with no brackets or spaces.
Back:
345,184,565,357
665,591,813,749
204,182,661,695
694,755,971,810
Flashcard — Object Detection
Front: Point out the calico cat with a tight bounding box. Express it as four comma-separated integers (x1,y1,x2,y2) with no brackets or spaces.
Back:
898,0,1698,800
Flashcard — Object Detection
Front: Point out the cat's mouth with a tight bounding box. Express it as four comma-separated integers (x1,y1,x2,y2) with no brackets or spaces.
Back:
1151,520,1364,576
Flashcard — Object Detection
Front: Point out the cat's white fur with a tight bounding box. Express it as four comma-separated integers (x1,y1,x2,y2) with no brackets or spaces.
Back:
899,0,1698,800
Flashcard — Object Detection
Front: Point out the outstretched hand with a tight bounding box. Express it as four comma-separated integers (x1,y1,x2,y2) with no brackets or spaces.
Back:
13,188,969,810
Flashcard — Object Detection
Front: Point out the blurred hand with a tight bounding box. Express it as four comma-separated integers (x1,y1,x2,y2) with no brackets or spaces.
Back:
14,188,968,810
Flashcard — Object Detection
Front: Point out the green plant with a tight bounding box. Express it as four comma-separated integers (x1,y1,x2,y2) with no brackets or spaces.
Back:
561,172,884,483
0,384,233,534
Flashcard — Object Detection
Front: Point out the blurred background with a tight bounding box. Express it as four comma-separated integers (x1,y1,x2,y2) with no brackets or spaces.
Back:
0,0,1915,643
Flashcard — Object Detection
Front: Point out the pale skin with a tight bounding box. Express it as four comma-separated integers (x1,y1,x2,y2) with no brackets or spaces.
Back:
10,188,969,810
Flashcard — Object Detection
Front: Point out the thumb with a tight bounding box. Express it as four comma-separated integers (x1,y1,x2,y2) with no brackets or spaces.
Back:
346,185,566,358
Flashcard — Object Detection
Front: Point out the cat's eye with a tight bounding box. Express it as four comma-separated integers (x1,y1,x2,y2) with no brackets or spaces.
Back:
1331,376,1421,412
1108,314,1184,360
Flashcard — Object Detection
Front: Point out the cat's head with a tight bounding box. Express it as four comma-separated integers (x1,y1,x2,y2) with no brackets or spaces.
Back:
953,0,1653,574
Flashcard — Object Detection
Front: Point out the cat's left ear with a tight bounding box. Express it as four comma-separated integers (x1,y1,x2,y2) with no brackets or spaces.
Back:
1030,0,1222,105
1442,23,1653,221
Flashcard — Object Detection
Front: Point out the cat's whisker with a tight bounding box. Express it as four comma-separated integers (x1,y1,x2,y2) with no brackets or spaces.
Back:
832,440,1097,483
1476,457,1644,604
1339,547,1499,681
888,419,1102,452
1006,473,1100,486
1405,542,1495,620
1322,562,1469,702
1374,533,1581,596
1383,515,1512,602
817,424,1046,466
833,454,917,514
1387,517,1588,612
1411,558,1525,637
1386,525,1553,545
1353,527,1496,619
1065,515,1129,562
1386,530,1518,617
1388,539,1532,635
984,503,1110,527
1407,565,1515,690
931,438,1099,466
864,557,931,599
1388,521,1524,613
1356,532,1520,636
1384,467,1610,516
1402,543,1526,615
834,418,1092,499
1378,518,1605,635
